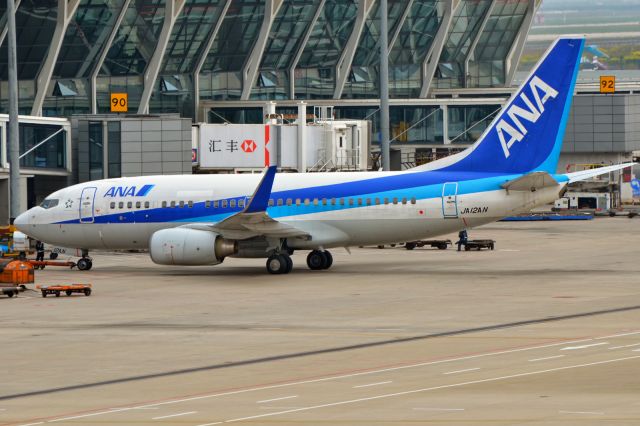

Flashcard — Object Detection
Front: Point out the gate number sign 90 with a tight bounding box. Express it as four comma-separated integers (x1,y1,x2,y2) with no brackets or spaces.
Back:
110,93,128,112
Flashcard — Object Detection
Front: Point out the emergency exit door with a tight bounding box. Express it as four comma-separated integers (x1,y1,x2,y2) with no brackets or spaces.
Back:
79,187,97,223
441,182,458,218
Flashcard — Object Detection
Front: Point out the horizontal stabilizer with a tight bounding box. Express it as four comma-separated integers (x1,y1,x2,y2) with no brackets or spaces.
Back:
565,163,635,183
502,172,559,192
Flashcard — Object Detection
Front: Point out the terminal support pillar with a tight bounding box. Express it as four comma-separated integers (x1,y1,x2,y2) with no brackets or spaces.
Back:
0,0,21,47
7,0,21,221
138,0,187,115
31,0,81,116
298,102,307,173
420,0,458,98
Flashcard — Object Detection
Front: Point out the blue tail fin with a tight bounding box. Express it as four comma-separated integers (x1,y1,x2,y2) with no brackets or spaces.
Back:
436,37,585,175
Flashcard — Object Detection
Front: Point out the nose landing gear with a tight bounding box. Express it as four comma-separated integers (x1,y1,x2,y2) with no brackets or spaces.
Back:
76,249,93,271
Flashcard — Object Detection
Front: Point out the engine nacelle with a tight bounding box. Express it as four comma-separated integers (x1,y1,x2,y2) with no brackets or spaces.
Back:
149,228,237,266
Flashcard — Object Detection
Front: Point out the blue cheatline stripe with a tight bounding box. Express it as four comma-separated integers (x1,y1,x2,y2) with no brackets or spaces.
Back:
55,172,537,225
135,184,155,197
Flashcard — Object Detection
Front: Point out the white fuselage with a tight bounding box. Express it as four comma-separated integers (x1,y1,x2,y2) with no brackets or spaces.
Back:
16,171,563,253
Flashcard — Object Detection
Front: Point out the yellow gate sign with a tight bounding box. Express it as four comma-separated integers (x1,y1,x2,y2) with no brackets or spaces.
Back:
110,93,128,112
600,76,615,94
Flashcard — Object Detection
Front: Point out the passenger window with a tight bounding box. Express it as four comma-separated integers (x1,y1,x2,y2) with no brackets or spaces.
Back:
286,198,292,206
214,200,219,208
239,199,245,207
349,199,354,206
145,201,150,208
402,198,407,205
357,199,363,206
410,197,416,205
188,201,194,208
366,198,371,206
313,198,319,206
295,199,301,206
179,201,185,208
162,201,167,208
127,201,132,209
205,201,211,208
340,198,345,206
322,198,327,206
393,198,398,205
384,198,389,205
135,201,141,209
110,202,115,209
304,198,310,206
222,200,228,208
375,198,380,205
277,199,283,206
119,202,124,209
268,199,274,207
331,198,336,206
170,201,176,208
230,199,236,208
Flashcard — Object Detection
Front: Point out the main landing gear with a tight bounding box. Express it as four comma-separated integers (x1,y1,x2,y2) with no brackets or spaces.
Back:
306,250,333,271
266,253,293,275
76,249,93,271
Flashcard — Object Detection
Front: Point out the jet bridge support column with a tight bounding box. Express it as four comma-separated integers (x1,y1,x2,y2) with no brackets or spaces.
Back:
298,102,307,173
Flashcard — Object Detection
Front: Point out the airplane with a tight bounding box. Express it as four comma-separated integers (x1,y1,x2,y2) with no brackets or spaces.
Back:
13,37,634,274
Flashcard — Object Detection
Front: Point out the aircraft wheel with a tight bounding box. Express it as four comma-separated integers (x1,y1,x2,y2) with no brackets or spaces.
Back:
322,251,333,270
306,250,325,270
49,253,58,260
405,243,416,250
266,255,286,274
77,258,91,271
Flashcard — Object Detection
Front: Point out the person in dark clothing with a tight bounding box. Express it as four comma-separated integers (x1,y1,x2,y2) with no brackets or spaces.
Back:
457,230,468,251
35,240,45,262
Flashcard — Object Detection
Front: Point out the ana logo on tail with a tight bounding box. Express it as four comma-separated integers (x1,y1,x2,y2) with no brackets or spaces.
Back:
497,75,559,158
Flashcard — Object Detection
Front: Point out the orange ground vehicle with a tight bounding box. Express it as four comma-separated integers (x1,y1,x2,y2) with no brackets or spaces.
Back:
0,259,34,297
37,284,92,297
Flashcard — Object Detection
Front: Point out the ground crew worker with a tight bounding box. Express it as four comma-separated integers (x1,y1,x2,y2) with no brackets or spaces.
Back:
457,230,468,251
35,240,45,262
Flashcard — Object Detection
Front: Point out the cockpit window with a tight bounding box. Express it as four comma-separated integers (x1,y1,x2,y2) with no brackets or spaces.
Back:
40,199,59,209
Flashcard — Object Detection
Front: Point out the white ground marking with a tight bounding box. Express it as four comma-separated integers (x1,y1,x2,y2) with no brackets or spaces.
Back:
48,407,133,422
595,330,640,340
151,411,197,420
353,381,392,388
194,422,223,426
529,355,565,362
559,410,604,415
633,349,640,352
560,342,608,351
222,356,640,423
259,406,302,410
256,395,298,404
31,335,617,422
443,367,480,375
412,408,465,411
17,423,44,426
375,328,405,332
608,343,640,350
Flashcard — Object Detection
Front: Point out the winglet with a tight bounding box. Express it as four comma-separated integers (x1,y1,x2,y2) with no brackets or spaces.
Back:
244,166,277,213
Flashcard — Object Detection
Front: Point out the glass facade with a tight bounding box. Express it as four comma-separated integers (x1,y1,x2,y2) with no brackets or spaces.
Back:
17,123,67,169
96,0,166,113
199,0,265,101
294,0,358,99
0,0,534,150
342,0,406,99
250,0,317,100
150,0,228,116
89,121,104,180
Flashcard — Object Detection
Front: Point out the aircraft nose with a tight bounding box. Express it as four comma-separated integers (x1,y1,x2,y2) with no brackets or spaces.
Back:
13,210,30,232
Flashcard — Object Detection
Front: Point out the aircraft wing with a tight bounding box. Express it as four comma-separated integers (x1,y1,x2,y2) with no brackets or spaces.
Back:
185,166,311,241
564,163,636,183
502,171,559,192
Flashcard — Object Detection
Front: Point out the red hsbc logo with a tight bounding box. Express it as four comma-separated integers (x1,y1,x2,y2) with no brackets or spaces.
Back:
241,139,257,153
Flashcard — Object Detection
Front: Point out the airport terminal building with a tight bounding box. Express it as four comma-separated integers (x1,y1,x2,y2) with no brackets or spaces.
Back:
0,0,639,221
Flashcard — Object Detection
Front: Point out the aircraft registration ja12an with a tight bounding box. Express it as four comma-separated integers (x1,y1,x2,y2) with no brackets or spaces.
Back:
14,37,634,274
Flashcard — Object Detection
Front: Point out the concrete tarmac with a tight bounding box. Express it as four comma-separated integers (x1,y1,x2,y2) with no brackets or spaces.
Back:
1,217,639,425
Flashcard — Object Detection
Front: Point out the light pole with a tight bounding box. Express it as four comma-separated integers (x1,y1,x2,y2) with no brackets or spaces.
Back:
379,0,390,171
7,0,20,222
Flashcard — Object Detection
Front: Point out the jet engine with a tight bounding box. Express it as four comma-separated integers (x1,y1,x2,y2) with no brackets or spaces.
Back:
149,228,237,266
